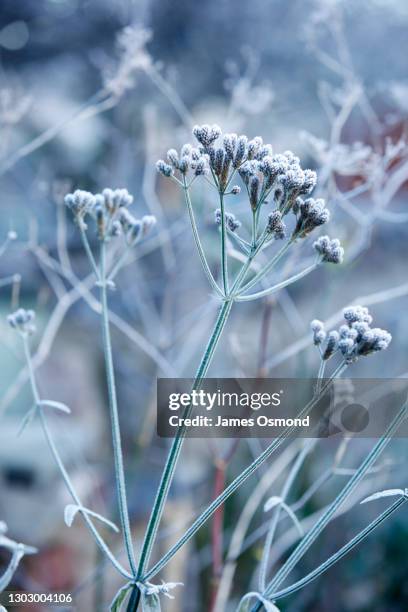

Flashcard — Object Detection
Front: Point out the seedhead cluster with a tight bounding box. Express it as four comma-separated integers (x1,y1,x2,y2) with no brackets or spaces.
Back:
157,124,342,264
64,188,155,245
7,308,36,336
311,306,392,362
313,235,344,264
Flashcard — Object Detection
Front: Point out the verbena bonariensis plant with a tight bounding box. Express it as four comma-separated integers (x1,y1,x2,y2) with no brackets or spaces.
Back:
135,126,403,612
4,129,403,612
248,305,396,612
6,189,157,608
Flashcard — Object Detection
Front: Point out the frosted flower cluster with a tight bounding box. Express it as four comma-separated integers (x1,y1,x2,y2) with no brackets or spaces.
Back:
215,209,241,232
64,188,156,245
311,306,392,362
7,308,36,336
313,236,344,264
157,124,342,261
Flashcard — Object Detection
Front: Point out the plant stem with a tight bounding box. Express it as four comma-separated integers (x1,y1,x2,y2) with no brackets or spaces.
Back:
258,355,326,569
136,299,233,585
238,241,292,295
235,262,320,301
258,354,329,589
219,191,229,295
127,584,141,612
270,496,407,601
22,336,131,579
99,241,138,577
107,245,132,281
210,460,227,612
254,397,408,611
258,440,313,592
79,223,100,280
144,365,347,581
183,181,224,298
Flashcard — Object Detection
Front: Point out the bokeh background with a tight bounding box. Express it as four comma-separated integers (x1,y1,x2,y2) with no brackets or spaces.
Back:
0,0,407,610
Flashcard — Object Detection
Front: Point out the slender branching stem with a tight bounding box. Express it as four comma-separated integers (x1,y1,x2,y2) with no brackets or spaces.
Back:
99,242,138,577
224,168,237,192
143,364,348,582
258,397,408,607
258,440,314,591
234,262,320,301
136,299,233,583
251,211,257,248
259,356,329,590
79,223,100,281
238,240,293,294
21,335,131,579
219,191,229,295
107,245,132,281
228,231,251,255
183,181,224,298
269,496,407,601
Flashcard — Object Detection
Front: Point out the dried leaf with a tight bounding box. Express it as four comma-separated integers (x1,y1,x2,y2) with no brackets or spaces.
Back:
141,592,161,612
110,582,132,612
360,488,406,505
264,496,283,512
64,504,119,532
238,591,280,611
39,400,71,414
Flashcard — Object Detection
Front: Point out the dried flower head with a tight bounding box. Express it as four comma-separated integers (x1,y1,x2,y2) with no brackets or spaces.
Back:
322,330,340,360
266,211,286,240
156,125,343,275
223,133,237,161
65,187,155,244
313,236,344,264
156,126,322,217
8,308,36,336
343,306,373,325
102,188,134,212
103,26,152,97
156,160,174,177
64,190,96,217
192,124,221,148
312,306,391,363
310,319,326,345
215,209,241,232
293,197,330,238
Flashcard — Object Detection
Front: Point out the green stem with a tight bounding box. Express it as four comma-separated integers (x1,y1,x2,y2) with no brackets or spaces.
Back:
79,223,100,280
107,245,132,282
22,336,130,579
144,364,347,582
136,299,233,581
219,191,229,295
183,183,224,297
239,241,292,295
127,584,141,612
99,242,138,577
262,397,408,601
269,496,407,601
235,262,320,301
258,440,313,592
135,233,265,589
